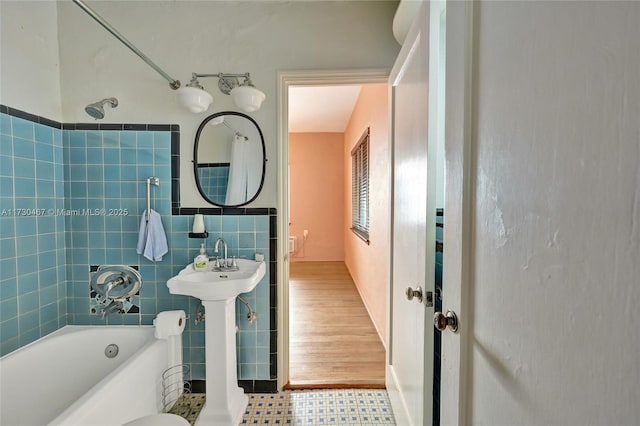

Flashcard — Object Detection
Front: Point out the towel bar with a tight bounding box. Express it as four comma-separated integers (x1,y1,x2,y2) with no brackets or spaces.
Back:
146,176,159,222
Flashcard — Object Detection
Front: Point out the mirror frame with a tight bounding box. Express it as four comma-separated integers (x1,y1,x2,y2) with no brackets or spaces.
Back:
193,111,266,207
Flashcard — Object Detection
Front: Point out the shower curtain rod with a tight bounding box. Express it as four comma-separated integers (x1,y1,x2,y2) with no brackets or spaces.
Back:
72,0,181,90
222,121,248,141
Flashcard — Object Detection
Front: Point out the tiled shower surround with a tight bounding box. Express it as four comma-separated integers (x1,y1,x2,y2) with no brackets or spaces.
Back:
0,105,277,391
196,164,230,205
0,110,67,352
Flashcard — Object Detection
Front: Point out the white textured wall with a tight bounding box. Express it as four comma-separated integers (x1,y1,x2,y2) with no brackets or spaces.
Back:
56,1,400,207
467,1,640,424
0,1,62,120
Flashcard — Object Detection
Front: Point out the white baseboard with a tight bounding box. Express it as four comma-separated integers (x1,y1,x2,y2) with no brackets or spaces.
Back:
386,365,412,426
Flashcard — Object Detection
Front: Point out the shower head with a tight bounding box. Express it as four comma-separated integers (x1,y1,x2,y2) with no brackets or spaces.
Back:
85,98,118,119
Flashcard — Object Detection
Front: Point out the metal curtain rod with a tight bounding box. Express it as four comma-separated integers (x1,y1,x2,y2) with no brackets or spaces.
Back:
222,121,248,141
72,0,181,90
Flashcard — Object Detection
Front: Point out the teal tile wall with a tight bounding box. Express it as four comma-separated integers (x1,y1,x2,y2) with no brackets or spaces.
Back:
0,113,67,356
433,210,444,424
62,128,271,381
63,128,175,326
196,165,229,205
436,212,443,281
1,108,274,384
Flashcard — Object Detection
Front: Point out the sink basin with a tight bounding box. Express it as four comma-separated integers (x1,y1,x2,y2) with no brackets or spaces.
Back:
167,257,266,424
167,258,266,301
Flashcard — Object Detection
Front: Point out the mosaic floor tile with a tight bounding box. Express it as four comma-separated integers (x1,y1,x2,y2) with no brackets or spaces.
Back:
240,389,396,426
168,393,206,425
170,389,396,425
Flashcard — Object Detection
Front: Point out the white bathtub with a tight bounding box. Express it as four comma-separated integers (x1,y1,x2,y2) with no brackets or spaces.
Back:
0,325,183,426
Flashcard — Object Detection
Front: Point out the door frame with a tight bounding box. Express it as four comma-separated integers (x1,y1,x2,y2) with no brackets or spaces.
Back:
276,69,390,389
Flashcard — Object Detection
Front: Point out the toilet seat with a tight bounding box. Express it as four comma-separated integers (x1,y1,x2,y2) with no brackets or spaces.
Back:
122,413,190,426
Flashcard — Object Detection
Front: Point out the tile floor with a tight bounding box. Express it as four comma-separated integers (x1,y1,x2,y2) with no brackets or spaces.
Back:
170,389,396,425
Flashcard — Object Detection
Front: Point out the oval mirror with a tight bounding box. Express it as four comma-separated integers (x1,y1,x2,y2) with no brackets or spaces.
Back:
194,111,266,206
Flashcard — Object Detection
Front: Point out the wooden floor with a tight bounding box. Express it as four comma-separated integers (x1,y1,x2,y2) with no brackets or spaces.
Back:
288,261,386,387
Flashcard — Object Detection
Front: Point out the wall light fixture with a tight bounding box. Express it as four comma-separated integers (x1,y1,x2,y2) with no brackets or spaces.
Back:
176,73,266,114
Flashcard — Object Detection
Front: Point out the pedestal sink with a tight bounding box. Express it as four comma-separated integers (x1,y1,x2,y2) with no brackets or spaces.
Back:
167,258,266,425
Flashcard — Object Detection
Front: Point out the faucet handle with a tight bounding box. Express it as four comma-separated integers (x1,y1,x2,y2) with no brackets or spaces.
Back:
231,256,238,268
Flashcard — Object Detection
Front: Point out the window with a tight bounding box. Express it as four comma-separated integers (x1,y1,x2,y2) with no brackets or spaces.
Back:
351,128,370,243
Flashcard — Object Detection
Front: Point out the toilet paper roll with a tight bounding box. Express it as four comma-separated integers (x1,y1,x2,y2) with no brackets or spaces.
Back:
153,310,186,339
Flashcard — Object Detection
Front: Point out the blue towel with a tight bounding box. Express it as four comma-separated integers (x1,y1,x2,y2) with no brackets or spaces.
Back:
136,209,169,262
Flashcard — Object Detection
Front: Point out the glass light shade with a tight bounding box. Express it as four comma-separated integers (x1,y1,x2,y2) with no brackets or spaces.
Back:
177,86,213,113
230,85,266,113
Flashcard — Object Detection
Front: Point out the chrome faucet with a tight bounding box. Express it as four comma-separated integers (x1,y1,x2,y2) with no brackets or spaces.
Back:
99,300,122,320
103,275,126,299
213,237,228,268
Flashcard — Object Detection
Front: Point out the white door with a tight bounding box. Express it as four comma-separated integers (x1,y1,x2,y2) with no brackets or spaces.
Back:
438,1,472,423
440,1,640,424
386,3,435,425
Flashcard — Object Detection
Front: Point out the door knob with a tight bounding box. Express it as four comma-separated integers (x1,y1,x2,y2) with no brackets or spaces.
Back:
406,286,423,303
434,310,459,332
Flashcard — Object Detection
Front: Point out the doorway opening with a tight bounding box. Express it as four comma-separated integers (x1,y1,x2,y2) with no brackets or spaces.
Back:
277,70,390,389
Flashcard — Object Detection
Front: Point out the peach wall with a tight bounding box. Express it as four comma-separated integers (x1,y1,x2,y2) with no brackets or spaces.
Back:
344,84,389,344
289,133,345,261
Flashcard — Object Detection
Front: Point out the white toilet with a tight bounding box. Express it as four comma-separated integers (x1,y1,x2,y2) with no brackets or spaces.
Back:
122,413,190,426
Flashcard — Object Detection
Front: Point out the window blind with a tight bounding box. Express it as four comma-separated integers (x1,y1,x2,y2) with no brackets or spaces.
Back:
351,128,370,242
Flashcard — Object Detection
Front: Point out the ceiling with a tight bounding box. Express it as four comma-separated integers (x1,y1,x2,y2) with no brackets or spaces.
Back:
288,85,362,133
